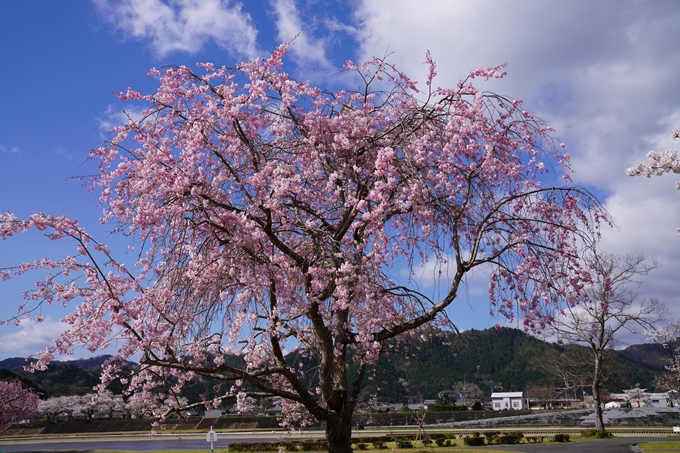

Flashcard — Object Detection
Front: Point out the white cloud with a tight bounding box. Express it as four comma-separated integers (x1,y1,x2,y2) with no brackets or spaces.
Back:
55,147,75,159
353,0,680,328
93,0,259,58
0,318,68,359
271,0,332,70
397,253,499,329
0,145,20,155
97,104,147,138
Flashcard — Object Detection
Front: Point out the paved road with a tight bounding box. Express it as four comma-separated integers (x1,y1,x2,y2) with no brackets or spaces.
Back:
0,435,676,452
0,436,244,451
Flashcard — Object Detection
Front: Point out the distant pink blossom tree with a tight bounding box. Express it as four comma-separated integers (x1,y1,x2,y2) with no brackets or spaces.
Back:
627,123,680,234
645,319,680,406
623,384,650,408
0,44,607,453
0,381,38,424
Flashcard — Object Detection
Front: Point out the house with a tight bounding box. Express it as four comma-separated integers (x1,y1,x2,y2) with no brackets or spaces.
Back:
608,392,672,408
204,409,225,418
526,397,582,410
490,392,524,410
646,393,672,408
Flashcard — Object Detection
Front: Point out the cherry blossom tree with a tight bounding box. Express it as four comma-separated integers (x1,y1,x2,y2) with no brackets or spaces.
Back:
645,319,680,406
543,251,664,433
77,392,126,419
623,384,650,408
0,44,607,453
91,391,126,418
451,381,484,408
627,123,680,234
37,397,64,421
229,396,260,415
0,381,39,424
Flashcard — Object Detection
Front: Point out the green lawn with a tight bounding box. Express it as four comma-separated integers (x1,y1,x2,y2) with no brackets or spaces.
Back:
636,440,680,452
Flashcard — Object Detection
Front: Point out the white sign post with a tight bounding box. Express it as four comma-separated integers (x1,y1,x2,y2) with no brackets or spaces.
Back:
207,426,218,453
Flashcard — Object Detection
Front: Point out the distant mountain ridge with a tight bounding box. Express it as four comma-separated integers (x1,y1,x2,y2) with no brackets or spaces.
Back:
0,329,670,401
616,343,670,371
0,354,118,373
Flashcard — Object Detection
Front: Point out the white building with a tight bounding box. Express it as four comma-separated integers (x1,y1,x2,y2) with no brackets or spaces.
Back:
609,392,672,408
491,392,524,410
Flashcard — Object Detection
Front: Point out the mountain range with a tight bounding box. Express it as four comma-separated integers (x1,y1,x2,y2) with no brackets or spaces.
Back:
0,327,670,403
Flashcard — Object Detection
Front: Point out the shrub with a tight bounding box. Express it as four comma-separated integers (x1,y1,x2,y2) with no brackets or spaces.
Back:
497,432,523,444
525,436,544,443
297,440,326,451
355,436,391,443
354,442,368,450
372,441,387,449
435,438,445,447
396,439,414,448
421,438,432,446
553,434,570,442
581,429,613,438
228,442,279,452
483,431,499,443
463,433,485,446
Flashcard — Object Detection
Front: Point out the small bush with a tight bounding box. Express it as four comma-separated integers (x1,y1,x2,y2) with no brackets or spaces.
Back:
497,432,523,444
483,431,499,443
354,442,368,450
525,436,544,443
444,439,451,447
553,433,570,442
463,433,485,446
372,441,387,449
354,436,391,444
296,440,326,451
435,438,445,447
396,439,414,448
228,442,279,452
581,429,613,438
421,438,432,446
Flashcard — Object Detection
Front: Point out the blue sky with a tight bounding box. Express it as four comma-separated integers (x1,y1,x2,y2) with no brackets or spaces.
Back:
1,0,679,360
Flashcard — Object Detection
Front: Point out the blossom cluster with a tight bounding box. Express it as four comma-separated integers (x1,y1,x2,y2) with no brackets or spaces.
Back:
0,42,606,428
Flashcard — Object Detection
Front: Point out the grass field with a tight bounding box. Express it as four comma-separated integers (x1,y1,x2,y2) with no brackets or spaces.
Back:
95,450,516,453
636,440,680,452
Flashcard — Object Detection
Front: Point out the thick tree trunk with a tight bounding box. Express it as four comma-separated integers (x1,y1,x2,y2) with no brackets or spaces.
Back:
326,413,354,453
593,390,605,432
592,356,605,432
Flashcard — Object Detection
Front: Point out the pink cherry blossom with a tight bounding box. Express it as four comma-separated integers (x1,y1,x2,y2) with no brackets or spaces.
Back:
0,43,607,453
627,121,680,233
0,380,38,423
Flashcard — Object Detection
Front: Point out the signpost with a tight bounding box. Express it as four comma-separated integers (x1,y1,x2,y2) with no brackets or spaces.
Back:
206,426,218,453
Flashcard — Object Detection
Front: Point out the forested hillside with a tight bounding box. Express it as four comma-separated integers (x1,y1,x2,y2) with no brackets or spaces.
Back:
0,328,666,402
359,328,663,402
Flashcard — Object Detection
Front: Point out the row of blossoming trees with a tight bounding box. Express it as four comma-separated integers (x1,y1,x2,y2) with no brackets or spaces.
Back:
36,392,188,421
0,385,190,423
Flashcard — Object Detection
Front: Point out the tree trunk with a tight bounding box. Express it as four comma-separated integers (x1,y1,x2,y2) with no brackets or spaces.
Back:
326,413,354,453
592,356,605,432
593,390,605,432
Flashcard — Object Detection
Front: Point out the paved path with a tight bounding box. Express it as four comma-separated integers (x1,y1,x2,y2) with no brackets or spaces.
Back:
0,433,676,452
